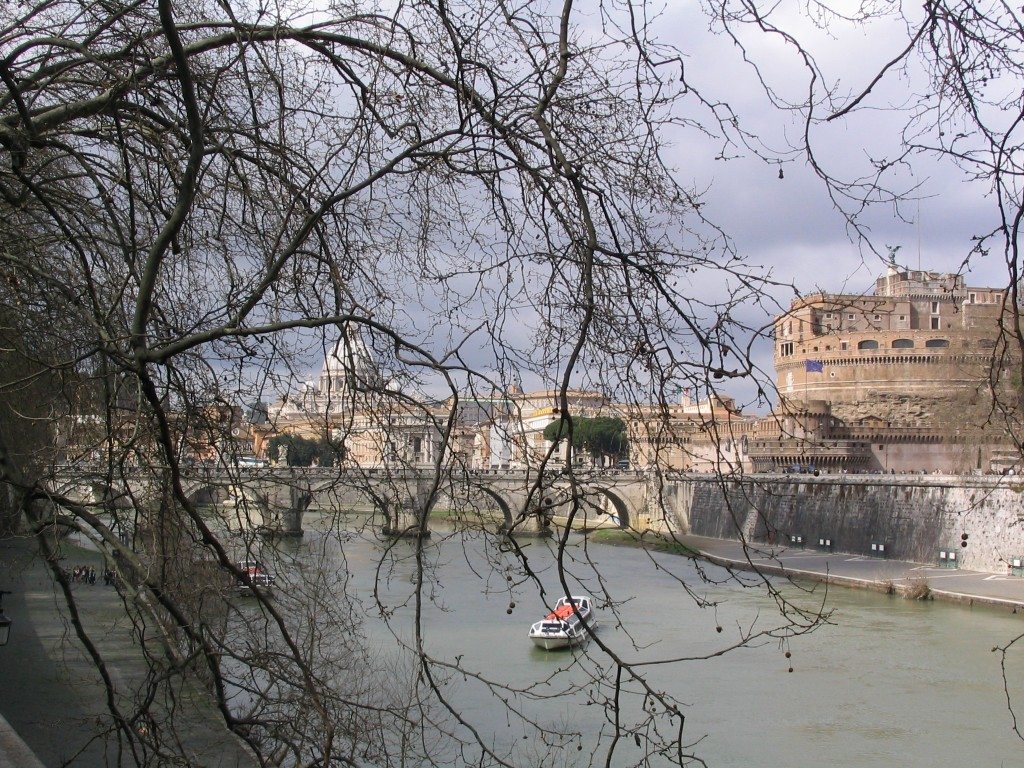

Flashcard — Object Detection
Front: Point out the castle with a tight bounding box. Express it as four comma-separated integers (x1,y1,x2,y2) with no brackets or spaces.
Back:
774,267,1004,420
747,267,1016,474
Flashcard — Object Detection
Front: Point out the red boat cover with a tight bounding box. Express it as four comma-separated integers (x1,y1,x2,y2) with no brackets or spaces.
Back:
544,604,577,620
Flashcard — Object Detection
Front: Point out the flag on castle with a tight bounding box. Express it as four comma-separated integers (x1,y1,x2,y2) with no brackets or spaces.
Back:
805,360,824,373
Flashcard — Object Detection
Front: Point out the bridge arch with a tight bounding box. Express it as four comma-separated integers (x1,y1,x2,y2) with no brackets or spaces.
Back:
309,478,418,536
310,479,390,512
180,480,233,508
536,480,637,530
590,487,631,529
468,484,517,531
308,475,531,537
62,474,135,510
225,489,273,531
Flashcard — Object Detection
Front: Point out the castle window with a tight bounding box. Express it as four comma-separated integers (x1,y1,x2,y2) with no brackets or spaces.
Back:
979,339,996,349
898,315,906,322
873,314,881,321
891,339,914,349
968,293,976,303
780,342,794,356
931,301,939,314
930,317,940,330
994,293,1002,303
847,314,854,320
925,339,949,348
840,342,848,350
857,340,879,350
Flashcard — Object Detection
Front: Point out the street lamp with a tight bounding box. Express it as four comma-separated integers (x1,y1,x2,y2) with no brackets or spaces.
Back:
0,591,11,646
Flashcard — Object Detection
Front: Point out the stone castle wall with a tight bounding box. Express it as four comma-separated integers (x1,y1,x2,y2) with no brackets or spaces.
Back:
828,391,980,426
669,475,1024,573
776,344,993,421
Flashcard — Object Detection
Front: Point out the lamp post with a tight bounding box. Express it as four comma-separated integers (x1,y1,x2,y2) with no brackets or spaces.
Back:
0,590,11,646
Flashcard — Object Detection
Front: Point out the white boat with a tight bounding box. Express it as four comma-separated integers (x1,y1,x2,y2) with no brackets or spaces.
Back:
528,595,596,650
235,560,275,594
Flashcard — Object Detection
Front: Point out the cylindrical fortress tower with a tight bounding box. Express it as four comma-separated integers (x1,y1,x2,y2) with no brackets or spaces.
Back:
774,269,1005,425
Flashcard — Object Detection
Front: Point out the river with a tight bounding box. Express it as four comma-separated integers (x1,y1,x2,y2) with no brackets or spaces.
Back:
281,511,1024,767
18,511,1024,767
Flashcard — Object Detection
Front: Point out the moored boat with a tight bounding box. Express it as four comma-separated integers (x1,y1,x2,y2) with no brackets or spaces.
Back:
528,595,596,650
235,560,275,595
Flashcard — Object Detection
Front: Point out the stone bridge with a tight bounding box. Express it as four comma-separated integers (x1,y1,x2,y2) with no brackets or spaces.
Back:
49,467,1024,572
50,466,654,538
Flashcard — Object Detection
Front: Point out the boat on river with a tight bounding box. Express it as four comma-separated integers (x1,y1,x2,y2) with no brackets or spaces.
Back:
235,560,275,595
528,596,596,650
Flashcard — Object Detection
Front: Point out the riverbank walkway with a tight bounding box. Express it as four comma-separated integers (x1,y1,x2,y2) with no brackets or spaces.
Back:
0,536,256,768
682,534,1024,610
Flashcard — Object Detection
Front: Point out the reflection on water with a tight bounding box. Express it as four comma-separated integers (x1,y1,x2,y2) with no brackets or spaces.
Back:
263,511,1024,767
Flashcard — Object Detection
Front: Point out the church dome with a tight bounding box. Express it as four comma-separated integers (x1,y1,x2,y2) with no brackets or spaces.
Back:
319,324,381,402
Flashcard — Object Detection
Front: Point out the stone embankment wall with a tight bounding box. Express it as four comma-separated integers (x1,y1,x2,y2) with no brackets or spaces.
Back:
667,475,1024,573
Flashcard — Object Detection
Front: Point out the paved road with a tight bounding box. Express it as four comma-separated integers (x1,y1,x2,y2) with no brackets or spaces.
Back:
683,534,1024,609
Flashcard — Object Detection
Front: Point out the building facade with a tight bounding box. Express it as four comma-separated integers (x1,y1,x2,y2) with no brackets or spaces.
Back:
764,267,1016,473
624,392,753,472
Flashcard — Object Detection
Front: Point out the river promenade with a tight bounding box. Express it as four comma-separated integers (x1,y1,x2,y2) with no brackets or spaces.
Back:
0,536,255,768
682,534,1024,610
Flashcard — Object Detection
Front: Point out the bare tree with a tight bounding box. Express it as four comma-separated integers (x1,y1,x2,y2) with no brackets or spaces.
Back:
0,1,825,766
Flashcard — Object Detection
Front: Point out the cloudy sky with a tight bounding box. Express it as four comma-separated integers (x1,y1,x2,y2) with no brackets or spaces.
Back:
283,1,1010,413
639,1,1009,409
662,1,1004,283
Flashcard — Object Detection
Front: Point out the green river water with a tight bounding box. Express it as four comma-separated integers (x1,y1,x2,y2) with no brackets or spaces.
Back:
3,511,1023,767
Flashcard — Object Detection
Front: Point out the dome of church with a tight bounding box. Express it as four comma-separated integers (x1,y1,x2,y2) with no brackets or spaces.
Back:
319,324,381,401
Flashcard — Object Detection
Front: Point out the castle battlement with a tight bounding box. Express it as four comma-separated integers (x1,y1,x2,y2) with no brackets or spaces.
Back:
774,269,1007,423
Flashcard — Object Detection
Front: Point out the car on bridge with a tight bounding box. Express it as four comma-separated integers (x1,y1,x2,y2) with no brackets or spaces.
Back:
235,456,269,468
786,463,819,475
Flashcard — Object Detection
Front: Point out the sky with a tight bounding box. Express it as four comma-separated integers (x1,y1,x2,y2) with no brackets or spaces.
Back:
658,1,1005,283
639,0,1010,410
280,0,1012,414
